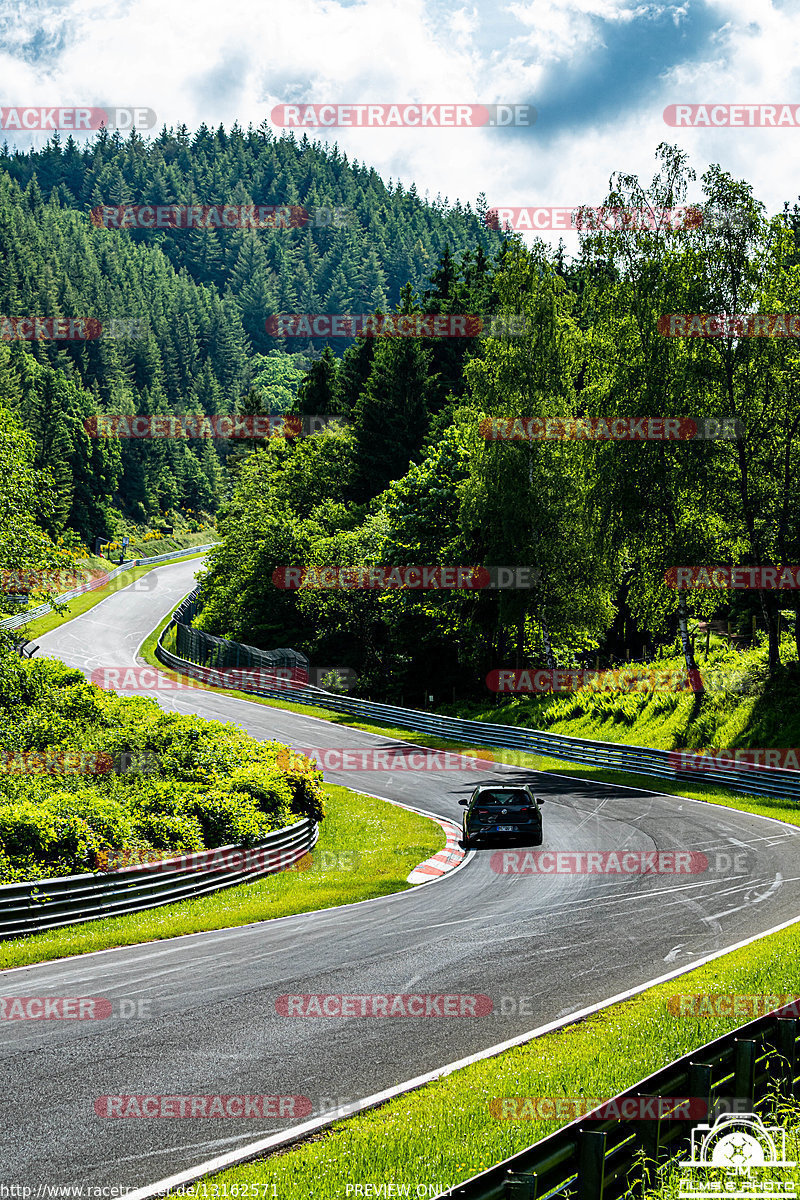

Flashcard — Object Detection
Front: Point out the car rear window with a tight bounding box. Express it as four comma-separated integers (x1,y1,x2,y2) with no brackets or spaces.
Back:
474,791,531,806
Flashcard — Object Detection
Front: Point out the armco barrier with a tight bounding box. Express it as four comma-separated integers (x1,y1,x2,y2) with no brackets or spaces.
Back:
438,1003,800,1200
156,594,800,805
0,817,317,940
0,542,217,632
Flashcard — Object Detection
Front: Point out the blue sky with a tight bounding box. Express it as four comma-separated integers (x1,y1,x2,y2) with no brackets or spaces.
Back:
0,0,797,244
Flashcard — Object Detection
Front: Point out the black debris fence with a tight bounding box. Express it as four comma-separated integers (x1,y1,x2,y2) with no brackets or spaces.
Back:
170,588,310,683
440,1003,800,1200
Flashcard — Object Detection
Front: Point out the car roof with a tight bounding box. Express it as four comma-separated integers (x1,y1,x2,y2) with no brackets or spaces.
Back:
471,786,533,801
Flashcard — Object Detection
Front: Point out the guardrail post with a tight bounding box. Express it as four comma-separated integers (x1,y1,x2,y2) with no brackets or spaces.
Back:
633,1095,662,1196
734,1039,757,1108
505,1171,537,1199
577,1130,606,1200
689,1062,713,1121
773,1018,798,1100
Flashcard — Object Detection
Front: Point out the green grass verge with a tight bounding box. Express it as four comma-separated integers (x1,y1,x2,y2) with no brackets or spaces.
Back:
171,917,800,1199
0,785,444,971
124,530,220,559
442,636,800,752
20,550,210,640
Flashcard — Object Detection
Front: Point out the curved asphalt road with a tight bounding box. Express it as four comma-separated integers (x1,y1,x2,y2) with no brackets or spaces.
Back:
2,559,799,1187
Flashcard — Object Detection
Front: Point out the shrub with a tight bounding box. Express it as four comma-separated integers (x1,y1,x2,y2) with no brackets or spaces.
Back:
278,761,325,823
0,797,98,876
187,789,274,847
224,765,294,824
0,655,327,881
131,812,204,851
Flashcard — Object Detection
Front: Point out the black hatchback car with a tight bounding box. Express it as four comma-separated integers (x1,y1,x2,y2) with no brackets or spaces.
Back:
459,785,544,849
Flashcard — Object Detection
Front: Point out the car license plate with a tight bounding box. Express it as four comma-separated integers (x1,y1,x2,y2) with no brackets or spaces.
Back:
496,825,516,832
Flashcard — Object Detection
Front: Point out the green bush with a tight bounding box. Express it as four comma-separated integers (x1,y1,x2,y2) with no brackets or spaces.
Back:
187,789,275,847
57,791,136,851
0,797,98,876
225,765,294,823
131,811,205,852
0,652,327,883
278,761,326,823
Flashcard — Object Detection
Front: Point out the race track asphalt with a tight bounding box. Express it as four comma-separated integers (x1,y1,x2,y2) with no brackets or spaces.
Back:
2,559,798,1187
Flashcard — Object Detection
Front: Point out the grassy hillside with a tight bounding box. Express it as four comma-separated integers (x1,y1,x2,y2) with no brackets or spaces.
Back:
445,636,800,752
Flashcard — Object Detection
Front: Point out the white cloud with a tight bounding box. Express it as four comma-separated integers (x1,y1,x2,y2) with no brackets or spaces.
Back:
2,0,799,251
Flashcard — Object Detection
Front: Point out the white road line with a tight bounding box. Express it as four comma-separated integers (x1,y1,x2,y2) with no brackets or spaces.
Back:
120,907,800,1200
0,794,475,978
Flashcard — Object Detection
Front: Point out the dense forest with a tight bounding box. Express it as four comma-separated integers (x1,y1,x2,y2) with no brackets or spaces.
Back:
2,131,800,706
0,121,502,541
194,146,800,700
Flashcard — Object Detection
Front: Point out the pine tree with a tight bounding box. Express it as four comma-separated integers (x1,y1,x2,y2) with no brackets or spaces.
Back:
351,334,434,501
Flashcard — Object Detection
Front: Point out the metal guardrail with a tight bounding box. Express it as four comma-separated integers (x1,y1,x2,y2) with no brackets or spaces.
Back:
0,542,217,631
437,1003,800,1200
0,817,317,940
156,601,800,805
133,542,218,567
